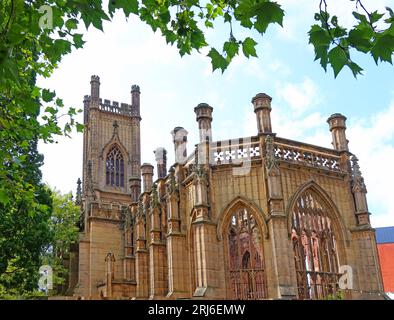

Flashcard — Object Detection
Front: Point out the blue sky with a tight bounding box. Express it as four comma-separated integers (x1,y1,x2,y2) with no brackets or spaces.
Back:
38,0,394,227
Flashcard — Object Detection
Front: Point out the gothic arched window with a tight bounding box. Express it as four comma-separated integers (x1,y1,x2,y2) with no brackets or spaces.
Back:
106,145,124,187
226,207,266,300
291,189,340,299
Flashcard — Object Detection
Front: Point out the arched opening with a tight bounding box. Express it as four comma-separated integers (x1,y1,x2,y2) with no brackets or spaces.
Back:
105,145,124,187
290,188,341,299
225,207,266,300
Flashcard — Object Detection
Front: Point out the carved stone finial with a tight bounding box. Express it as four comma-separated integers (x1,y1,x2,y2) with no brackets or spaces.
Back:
166,167,178,195
265,135,279,173
131,84,140,93
137,201,145,221
76,178,82,206
86,160,94,195
351,155,367,193
91,75,100,82
193,164,208,185
150,184,160,208
105,252,115,264
112,120,119,136
120,205,131,230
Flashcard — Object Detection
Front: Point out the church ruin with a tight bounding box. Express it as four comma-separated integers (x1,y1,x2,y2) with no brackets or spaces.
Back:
68,75,384,300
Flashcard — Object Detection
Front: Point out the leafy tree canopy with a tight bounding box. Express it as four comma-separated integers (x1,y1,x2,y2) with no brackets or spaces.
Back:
0,1,393,153
41,189,80,295
0,186,80,298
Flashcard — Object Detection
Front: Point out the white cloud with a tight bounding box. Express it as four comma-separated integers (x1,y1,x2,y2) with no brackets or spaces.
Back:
275,77,321,114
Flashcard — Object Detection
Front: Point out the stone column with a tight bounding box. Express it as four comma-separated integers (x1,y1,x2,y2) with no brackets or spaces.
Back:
263,134,297,299
165,167,189,298
252,93,272,134
122,205,136,284
154,147,167,179
141,163,154,193
194,103,213,142
327,113,349,152
135,199,149,298
129,177,141,203
130,84,142,201
90,75,100,102
131,85,140,115
171,127,188,164
191,143,222,298
104,253,115,298
149,185,167,298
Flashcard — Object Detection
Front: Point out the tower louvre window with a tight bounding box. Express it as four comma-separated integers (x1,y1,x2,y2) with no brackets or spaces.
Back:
106,146,124,187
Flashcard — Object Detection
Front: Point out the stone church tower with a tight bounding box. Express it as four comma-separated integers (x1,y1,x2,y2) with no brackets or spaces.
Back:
68,76,384,300
70,76,142,298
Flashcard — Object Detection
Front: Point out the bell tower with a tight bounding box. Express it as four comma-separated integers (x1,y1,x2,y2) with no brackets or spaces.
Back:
73,75,142,298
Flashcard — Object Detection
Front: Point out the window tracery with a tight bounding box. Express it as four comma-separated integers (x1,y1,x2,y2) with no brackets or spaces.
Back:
291,190,340,299
106,145,124,187
226,207,266,300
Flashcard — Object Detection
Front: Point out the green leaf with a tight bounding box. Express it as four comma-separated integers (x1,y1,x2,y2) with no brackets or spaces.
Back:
331,16,338,26
73,34,86,49
328,46,348,77
205,20,214,28
333,26,347,38
352,11,368,24
223,40,239,60
7,24,25,45
0,59,19,82
76,123,85,133
371,33,394,64
370,11,384,24
348,29,372,53
0,189,10,205
348,62,363,77
23,100,40,115
309,25,331,47
65,19,78,31
109,0,139,17
163,30,177,44
308,25,331,71
190,30,208,50
242,37,258,58
254,1,284,34
207,48,229,72
42,89,56,102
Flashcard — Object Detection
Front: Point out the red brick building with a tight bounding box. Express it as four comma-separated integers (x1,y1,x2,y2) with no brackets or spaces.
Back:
376,227,394,293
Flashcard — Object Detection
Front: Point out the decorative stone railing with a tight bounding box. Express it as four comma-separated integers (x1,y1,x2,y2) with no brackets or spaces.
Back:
182,136,344,176
98,98,135,117
211,137,261,165
182,137,262,178
274,137,343,172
